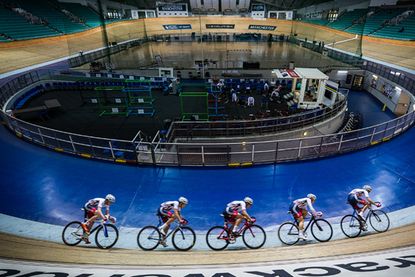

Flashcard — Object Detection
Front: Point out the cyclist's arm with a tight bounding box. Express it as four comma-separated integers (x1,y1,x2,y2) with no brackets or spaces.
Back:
306,198,317,215
366,197,377,205
173,208,183,222
241,210,252,221
96,207,106,220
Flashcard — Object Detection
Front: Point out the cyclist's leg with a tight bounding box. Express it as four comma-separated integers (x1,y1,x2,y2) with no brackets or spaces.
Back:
232,214,244,234
224,208,237,234
159,209,175,236
348,195,366,230
81,207,97,233
298,209,308,238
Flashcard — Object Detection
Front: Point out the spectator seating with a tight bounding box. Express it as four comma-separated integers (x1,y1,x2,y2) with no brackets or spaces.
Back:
59,2,102,28
347,9,405,35
0,5,59,40
20,0,90,34
326,9,368,31
371,13,415,40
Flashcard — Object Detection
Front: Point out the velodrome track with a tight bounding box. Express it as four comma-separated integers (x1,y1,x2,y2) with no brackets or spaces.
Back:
1,17,414,75
1,16,415,276
1,85,415,276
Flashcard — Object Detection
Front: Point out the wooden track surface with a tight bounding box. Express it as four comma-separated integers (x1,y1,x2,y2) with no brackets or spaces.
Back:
1,223,415,266
0,17,414,74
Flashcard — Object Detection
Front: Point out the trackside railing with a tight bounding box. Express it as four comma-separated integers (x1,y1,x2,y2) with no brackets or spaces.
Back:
1,71,414,167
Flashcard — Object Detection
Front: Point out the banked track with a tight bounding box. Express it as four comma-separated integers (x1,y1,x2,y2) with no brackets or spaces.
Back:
0,224,415,276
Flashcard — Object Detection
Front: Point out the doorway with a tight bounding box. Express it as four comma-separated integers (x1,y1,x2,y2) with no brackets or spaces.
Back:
352,75,364,90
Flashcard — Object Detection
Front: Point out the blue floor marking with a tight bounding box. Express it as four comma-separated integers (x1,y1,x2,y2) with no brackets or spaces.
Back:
1,123,415,231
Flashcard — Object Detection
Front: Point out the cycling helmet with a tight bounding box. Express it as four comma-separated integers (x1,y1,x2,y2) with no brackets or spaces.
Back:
105,194,116,203
179,196,188,204
307,193,317,200
363,185,372,192
244,197,253,205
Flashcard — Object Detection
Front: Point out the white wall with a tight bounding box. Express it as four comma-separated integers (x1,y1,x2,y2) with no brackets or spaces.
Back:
369,0,398,6
221,0,250,11
156,3,189,17
189,0,220,11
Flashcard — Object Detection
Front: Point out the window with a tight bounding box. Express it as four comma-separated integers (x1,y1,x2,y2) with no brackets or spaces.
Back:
328,10,338,22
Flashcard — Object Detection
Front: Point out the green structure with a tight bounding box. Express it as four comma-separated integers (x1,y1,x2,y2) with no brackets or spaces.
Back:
80,83,156,117
179,92,208,121
94,86,129,116
123,87,155,116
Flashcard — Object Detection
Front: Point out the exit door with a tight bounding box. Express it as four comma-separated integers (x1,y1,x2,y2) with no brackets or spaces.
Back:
352,75,364,90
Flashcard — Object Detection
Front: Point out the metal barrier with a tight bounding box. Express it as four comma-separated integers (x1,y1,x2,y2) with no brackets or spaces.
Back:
169,98,346,140
1,48,414,167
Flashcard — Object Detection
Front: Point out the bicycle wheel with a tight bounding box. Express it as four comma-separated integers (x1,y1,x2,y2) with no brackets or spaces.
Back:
206,226,229,251
369,210,390,233
278,222,299,245
62,221,83,246
137,226,161,251
340,215,362,238
95,224,119,249
311,219,333,242
242,224,266,249
172,226,196,251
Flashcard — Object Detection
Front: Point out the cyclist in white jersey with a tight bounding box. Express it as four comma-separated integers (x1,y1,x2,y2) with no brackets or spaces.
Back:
81,194,116,243
289,194,322,240
157,197,188,246
224,197,254,236
348,185,380,230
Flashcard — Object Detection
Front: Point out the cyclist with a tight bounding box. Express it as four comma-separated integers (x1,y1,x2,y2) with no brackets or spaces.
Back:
158,197,188,246
224,197,255,239
289,194,322,240
81,194,116,243
348,185,380,231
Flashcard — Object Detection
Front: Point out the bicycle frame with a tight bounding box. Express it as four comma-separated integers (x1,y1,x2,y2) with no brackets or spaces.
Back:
147,216,187,242
351,206,374,222
82,209,113,237
223,219,254,238
288,215,316,235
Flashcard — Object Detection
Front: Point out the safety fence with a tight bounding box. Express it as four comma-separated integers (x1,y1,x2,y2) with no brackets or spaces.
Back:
168,98,347,139
1,40,415,166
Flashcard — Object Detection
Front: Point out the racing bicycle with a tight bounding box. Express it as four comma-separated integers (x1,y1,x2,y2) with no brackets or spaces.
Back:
137,217,196,251
278,212,333,245
340,202,390,238
206,215,266,251
62,210,118,249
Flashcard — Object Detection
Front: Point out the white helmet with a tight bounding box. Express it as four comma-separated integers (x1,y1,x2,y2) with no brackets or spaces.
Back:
244,197,253,205
363,185,372,192
307,193,316,200
105,194,116,203
179,196,188,204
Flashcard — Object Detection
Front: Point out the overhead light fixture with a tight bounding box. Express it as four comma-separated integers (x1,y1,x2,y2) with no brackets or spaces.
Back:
395,86,402,92
303,131,308,136
372,75,378,79
338,70,348,74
